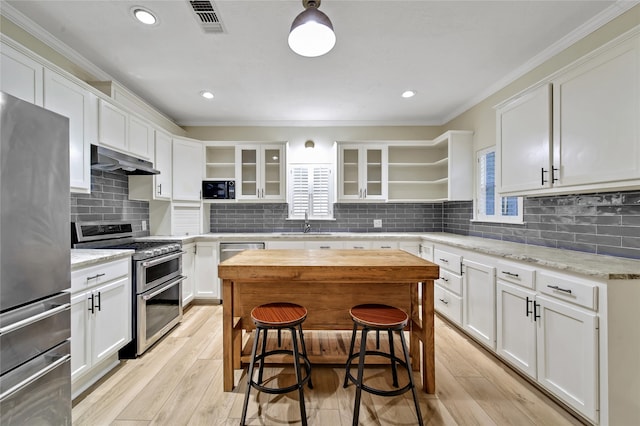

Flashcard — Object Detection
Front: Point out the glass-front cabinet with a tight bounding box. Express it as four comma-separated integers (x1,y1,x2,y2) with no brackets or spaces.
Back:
236,144,285,200
338,144,387,201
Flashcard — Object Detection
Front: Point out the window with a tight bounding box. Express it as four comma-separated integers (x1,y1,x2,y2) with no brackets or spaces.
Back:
475,147,523,224
288,164,334,220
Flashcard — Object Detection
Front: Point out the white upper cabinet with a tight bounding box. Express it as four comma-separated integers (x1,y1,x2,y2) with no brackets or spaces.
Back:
128,114,154,160
338,144,387,201
496,84,552,194
98,99,128,152
154,130,172,199
552,33,640,189
172,137,203,201
235,144,285,201
0,43,43,106
98,98,154,160
43,69,97,194
497,30,640,196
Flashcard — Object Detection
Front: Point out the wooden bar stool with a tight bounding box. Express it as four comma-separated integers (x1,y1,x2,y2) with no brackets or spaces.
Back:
240,302,313,426
343,304,423,426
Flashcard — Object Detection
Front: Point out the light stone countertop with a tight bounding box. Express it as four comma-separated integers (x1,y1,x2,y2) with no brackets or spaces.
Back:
71,249,134,270
133,232,640,280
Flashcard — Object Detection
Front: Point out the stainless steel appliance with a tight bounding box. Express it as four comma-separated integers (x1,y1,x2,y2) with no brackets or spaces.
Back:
0,92,72,425
202,180,235,199
71,222,184,358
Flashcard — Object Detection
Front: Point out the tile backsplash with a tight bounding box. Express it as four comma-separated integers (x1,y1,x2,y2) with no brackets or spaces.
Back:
70,169,149,236
209,190,640,259
209,203,443,233
444,191,640,259
74,174,638,260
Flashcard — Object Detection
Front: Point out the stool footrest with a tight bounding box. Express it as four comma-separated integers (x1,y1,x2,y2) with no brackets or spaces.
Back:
250,349,313,394
344,351,413,396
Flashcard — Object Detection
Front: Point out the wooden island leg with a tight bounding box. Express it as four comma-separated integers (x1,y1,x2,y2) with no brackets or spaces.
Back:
222,279,234,391
424,279,435,393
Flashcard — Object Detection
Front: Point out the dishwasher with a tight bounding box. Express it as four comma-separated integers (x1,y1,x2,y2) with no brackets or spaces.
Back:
220,242,265,263
219,242,265,301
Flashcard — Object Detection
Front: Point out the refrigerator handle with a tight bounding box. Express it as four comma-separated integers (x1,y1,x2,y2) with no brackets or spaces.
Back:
0,354,70,401
0,303,70,335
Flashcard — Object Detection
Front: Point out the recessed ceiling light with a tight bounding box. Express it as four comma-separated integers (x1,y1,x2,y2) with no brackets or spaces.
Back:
200,91,214,99
401,90,416,98
132,7,157,25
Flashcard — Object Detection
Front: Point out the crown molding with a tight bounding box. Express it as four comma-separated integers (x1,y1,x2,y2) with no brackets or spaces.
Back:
1,2,112,81
440,0,640,125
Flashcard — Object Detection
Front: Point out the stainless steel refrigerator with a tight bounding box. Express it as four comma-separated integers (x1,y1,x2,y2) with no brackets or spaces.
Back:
0,92,72,424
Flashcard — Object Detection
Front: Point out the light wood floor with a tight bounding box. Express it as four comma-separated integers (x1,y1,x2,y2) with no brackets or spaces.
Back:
72,305,584,425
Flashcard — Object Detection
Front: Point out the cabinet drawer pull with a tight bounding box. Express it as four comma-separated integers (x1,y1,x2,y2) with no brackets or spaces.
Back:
439,258,449,263
547,284,572,294
541,167,548,185
502,270,519,278
319,246,331,249
87,273,105,281
438,298,449,305
439,276,449,282
380,246,392,249
353,246,364,249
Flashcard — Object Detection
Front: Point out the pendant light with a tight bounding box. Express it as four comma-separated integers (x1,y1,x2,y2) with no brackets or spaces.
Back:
288,0,336,57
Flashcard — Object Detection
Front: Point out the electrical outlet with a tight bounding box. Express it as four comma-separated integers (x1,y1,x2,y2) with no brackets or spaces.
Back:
373,219,382,228
142,220,147,231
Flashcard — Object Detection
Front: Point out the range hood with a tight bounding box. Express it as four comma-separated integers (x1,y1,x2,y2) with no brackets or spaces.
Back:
90,144,159,175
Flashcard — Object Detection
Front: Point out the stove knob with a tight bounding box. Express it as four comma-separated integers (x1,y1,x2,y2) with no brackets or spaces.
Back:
154,248,162,256
161,247,169,254
144,250,154,257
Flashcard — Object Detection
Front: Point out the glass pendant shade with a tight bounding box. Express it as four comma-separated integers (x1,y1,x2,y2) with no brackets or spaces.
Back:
288,2,336,57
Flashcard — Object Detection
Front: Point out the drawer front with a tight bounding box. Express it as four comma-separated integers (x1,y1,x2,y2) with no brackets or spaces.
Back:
538,271,598,311
434,248,462,274
345,241,372,250
497,261,536,289
435,269,462,295
304,241,345,249
372,241,398,250
435,285,462,325
71,258,129,292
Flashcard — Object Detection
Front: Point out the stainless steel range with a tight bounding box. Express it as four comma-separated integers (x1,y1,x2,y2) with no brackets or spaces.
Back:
71,222,184,358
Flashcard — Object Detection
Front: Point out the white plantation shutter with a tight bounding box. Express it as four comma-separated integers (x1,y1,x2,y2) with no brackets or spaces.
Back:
289,165,333,219
291,167,310,217
311,167,331,216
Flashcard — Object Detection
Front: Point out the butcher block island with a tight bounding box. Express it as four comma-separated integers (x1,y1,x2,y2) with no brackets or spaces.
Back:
218,249,440,392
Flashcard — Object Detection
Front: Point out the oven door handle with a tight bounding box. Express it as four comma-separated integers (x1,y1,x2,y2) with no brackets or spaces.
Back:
142,276,186,301
141,251,186,268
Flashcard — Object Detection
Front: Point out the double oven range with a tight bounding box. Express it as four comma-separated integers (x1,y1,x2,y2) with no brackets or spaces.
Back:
72,221,184,358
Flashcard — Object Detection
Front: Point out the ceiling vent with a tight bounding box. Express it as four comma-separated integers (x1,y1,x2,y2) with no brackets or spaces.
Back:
188,0,224,33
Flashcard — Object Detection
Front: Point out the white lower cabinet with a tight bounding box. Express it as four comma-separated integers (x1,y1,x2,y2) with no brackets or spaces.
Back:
436,244,601,424
70,257,131,398
496,281,537,379
194,242,219,300
182,243,196,306
536,294,599,423
462,259,496,350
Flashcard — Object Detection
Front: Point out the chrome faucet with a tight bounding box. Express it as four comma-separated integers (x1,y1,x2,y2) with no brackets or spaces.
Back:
303,210,312,233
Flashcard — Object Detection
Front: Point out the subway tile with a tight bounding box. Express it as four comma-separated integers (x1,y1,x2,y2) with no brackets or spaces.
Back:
596,245,640,260
576,234,621,246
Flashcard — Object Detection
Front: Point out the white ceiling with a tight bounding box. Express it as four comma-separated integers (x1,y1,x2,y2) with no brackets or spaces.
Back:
2,0,634,126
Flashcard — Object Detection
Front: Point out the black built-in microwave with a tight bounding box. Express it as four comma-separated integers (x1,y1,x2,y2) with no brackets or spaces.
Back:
202,180,235,199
